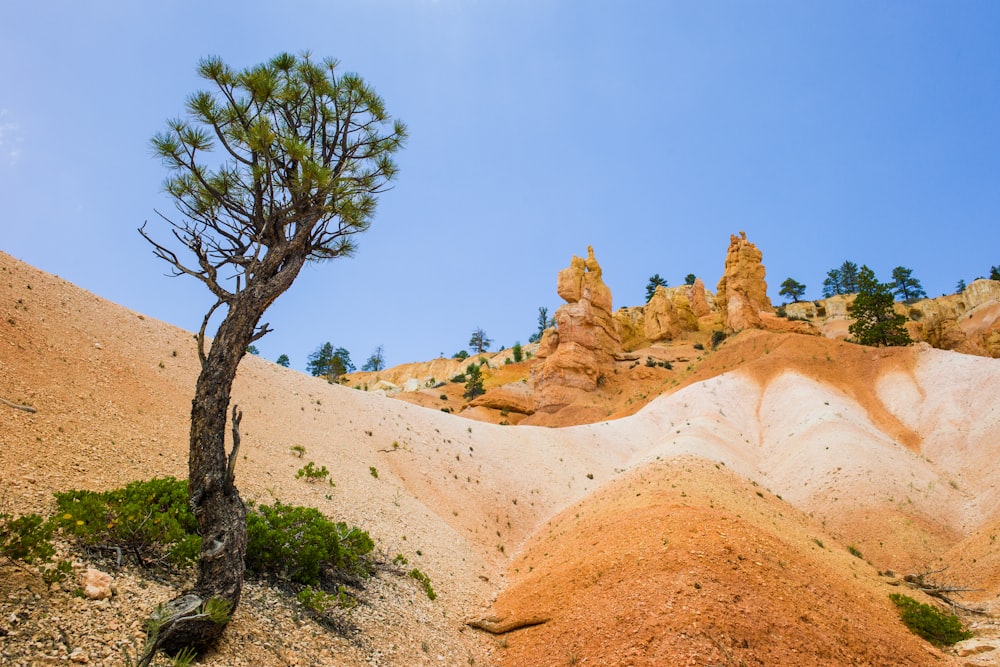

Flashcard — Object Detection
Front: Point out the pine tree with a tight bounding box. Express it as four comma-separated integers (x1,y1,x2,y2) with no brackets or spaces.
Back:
821,269,840,298
890,266,927,303
645,274,668,302
848,266,912,347
141,51,405,656
779,278,806,303
361,345,385,372
463,362,485,400
469,327,492,354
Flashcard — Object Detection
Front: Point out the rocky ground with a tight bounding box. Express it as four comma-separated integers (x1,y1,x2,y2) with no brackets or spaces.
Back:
3,248,1000,666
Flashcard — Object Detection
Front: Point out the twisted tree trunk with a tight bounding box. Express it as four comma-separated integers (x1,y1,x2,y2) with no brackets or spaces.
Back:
145,263,305,659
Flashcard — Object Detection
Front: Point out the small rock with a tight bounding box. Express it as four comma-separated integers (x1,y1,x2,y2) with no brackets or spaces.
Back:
955,638,998,657
81,568,112,600
69,647,89,663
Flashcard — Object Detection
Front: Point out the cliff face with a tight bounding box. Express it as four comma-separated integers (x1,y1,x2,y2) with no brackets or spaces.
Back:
532,246,621,413
715,231,772,332
785,279,1000,358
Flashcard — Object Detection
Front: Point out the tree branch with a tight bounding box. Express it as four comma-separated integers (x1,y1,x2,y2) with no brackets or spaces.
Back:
0,397,37,413
225,405,242,494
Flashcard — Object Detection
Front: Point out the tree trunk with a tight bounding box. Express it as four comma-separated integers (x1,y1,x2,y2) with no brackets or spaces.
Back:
151,302,255,655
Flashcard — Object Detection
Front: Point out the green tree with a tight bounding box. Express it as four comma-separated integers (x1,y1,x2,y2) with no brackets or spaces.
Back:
140,51,405,655
890,266,927,303
645,274,668,302
684,273,697,286
246,345,260,355
463,362,485,400
955,279,967,294
511,341,523,363
307,342,354,380
528,306,554,344
779,278,806,303
822,268,842,298
276,354,290,368
839,261,860,293
990,265,1000,281
822,261,859,297
848,266,912,347
452,349,469,360
361,345,385,372
469,327,492,354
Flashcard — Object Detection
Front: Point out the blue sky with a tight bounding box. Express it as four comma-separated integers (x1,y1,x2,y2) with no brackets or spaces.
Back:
2,1,998,370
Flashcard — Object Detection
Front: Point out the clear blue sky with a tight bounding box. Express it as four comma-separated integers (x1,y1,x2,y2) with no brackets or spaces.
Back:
2,1,998,370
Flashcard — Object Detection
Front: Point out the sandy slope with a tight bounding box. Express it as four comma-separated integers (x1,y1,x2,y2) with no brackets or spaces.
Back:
3,249,999,665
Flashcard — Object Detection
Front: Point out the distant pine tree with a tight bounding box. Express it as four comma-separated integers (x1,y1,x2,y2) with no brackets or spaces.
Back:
849,266,912,347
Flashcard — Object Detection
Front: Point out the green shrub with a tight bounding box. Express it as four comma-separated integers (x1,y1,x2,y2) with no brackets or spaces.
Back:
245,501,374,586
408,568,437,600
711,330,727,349
0,512,56,564
53,477,200,567
889,593,972,646
296,585,357,613
296,461,330,482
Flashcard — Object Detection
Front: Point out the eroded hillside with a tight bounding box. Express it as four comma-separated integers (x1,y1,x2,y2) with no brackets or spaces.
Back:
3,249,999,666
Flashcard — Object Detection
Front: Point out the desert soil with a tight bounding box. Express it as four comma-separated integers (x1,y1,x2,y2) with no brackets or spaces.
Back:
2,249,999,666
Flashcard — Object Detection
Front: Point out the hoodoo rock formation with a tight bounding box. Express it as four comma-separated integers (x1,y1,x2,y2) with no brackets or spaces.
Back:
642,286,700,343
716,231,772,332
613,281,710,351
532,246,621,413
688,277,712,317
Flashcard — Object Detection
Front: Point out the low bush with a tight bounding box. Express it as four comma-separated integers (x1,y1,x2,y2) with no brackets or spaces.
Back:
0,512,56,564
50,478,375,592
296,461,330,482
408,568,437,600
889,593,972,646
52,477,200,567
245,501,374,586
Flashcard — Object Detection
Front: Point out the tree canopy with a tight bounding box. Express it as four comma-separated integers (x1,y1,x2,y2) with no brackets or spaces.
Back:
848,266,912,347
469,327,492,354
890,266,927,303
307,342,354,379
779,278,806,303
528,306,554,344
645,274,668,301
822,260,860,297
361,345,386,372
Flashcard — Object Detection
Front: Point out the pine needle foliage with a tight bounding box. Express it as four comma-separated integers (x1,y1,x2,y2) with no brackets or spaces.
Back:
848,265,912,347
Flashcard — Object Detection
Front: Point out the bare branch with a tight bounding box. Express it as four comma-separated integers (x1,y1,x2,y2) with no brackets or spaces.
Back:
0,397,36,413
225,405,242,495
891,567,987,615
197,299,225,367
